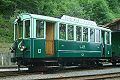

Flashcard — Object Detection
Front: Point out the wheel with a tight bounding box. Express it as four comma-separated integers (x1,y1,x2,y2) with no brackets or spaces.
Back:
17,61,21,72
112,62,116,66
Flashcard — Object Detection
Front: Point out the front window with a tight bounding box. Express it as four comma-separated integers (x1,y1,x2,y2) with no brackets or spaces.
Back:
25,20,30,38
36,20,44,38
17,20,23,39
14,19,30,40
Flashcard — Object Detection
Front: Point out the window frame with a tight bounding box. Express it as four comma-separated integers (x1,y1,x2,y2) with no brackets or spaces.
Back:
36,20,46,39
57,22,110,44
59,23,66,40
95,29,101,43
14,23,18,40
16,20,23,39
90,28,95,43
76,26,82,42
23,18,31,39
109,31,111,45
105,31,111,45
83,27,88,42
14,23,16,41
67,24,74,41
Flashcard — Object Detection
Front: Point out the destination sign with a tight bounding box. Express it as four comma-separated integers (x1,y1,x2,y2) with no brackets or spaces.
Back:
61,15,97,26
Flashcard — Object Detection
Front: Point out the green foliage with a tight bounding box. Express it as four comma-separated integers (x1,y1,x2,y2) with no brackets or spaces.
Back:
0,15,13,43
0,0,15,17
0,0,120,42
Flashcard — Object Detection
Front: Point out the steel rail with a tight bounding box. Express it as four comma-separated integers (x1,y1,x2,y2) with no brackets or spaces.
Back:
0,65,120,80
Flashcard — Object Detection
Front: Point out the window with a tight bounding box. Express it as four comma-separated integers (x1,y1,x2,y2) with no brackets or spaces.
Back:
106,32,110,44
96,29,100,42
36,20,44,38
17,21,23,39
90,29,95,42
68,25,74,40
76,26,82,41
59,23,66,40
14,24,17,40
83,28,88,41
25,20,30,38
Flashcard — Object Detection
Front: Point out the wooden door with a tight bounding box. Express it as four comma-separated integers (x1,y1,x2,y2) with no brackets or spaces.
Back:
46,22,54,56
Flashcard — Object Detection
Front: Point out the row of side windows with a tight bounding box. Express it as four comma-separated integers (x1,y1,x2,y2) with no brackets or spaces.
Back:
35,20,101,43
59,23,102,43
34,21,110,44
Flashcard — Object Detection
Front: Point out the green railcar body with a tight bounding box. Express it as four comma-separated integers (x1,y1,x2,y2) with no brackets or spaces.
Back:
112,32,120,57
15,39,111,59
11,13,112,67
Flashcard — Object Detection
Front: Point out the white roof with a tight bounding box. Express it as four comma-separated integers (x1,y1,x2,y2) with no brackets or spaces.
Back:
16,13,111,31
61,15,97,27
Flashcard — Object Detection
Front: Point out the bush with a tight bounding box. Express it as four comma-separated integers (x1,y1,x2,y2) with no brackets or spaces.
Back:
0,15,13,43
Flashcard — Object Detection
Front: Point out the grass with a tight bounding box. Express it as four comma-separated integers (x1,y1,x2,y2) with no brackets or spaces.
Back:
0,43,12,53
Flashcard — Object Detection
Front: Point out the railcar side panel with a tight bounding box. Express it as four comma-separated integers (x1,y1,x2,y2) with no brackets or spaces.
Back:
112,32,120,57
104,44,112,57
33,39,45,58
57,40,102,57
33,39,57,58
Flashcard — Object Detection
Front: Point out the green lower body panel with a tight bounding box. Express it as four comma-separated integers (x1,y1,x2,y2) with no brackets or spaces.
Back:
14,39,112,59
112,32,120,57
56,40,102,57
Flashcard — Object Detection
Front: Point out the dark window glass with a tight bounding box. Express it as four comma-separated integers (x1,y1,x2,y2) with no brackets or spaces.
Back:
15,24,17,39
59,23,66,40
17,21,23,39
96,29,100,42
76,26,82,41
90,29,95,42
25,20,30,38
106,32,110,44
36,20,44,38
83,28,88,41
68,25,74,40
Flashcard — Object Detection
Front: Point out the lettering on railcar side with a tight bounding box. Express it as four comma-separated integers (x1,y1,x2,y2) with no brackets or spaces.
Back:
79,45,86,49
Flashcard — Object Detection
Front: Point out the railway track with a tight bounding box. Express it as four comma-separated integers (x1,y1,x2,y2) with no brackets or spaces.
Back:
54,73,120,80
0,66,28,72
0,64,120,80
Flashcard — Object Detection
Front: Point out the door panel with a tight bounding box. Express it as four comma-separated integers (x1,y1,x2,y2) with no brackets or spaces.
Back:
101,31,105,57
46,22,54,56
101,31,111,57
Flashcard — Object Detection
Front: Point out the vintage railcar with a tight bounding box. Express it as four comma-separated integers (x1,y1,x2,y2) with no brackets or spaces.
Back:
105,19,120,65
11,13,111,70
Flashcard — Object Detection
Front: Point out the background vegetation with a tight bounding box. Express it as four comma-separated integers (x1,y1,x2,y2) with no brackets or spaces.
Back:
0,0,120,43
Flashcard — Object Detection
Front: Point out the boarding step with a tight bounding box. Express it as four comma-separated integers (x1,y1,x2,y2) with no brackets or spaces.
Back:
43,60,58,63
